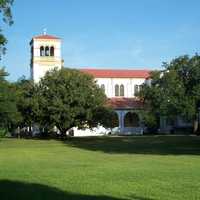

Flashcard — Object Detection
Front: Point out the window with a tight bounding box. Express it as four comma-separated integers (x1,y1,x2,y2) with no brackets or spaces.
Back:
120,84,124,96
134,85,139,94
50,46,54,56
134,85,142,95
100,84,105,93
40,46,44,56
115,84,119,96
115,84,125,96
45,46,50,56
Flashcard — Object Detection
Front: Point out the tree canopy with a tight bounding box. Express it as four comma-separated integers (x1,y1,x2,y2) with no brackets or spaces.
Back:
0,67,115,137
14,78,40,129
138,55,200,133
0,1,14,136
0,68,21,133
36,68,111,135
0,0,14,57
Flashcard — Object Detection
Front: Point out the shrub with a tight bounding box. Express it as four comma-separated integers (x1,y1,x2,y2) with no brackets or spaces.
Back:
0,128,8,138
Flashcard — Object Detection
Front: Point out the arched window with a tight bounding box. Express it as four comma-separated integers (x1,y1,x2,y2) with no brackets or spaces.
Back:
100,84,105,93
124,112,139,127
40,46,44,56
45,46,50,56
50,46,54,56
134,85,139,94
110,112,119,128
115,84,119,96
120,84,124,96
134,84,142,95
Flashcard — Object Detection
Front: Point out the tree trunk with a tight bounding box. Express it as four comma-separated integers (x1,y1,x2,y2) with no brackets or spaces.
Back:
58,128,67,139
57,124,72,139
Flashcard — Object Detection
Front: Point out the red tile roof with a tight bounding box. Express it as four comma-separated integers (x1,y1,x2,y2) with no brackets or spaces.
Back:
81,69,150,78
107,98,144,109
33,34,60,40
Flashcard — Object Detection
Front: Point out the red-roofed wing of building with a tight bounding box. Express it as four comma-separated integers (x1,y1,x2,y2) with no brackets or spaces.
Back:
107,98,144,109
81,69,150,79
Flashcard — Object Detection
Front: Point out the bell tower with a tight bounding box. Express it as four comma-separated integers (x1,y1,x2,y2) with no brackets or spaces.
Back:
30,32,62,83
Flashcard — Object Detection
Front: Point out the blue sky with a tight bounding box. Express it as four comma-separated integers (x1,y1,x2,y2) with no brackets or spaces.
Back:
1,0,200,81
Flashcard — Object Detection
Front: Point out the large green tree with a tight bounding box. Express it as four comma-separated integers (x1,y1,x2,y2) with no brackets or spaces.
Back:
0,68,21,134
37,68,111,135
14,78,41,131
0,0,15,135
0,0,14,57
138,55,200,133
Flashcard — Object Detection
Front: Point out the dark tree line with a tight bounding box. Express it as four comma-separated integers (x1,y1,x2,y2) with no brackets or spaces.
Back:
0,68,117,137
137,54,200,134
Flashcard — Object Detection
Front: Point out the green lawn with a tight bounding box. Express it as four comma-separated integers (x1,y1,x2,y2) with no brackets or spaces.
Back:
0,136,200,200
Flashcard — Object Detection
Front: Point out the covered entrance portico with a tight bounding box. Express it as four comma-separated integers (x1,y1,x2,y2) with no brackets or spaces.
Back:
114,110,143,135
107,98,144,135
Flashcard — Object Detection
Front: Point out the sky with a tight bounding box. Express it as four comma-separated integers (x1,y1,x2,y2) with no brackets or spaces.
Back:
1,0,200,81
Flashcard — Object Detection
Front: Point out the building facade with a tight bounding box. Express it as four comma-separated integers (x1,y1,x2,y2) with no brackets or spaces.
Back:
30,34,150,135
80,69,150,134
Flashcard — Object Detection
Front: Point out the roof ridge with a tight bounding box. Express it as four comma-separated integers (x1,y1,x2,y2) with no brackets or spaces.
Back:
80,68,150,71
33,34,60,40
80,68,151,78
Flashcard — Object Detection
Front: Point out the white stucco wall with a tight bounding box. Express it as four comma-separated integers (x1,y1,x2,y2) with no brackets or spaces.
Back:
32,63,62,83
95,77,146,98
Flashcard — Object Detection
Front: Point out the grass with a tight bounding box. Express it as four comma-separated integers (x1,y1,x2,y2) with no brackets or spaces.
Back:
0,135,200,200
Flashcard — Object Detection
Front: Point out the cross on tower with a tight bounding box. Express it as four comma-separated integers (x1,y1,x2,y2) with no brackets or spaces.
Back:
43,28,47,35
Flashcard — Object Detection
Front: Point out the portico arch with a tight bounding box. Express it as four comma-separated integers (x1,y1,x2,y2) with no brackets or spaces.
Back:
124,112,139,127
110,111,119,128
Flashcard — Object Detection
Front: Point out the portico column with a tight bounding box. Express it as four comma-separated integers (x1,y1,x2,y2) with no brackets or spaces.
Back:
116,111,122,132
121,111,126,133
118,111,126,134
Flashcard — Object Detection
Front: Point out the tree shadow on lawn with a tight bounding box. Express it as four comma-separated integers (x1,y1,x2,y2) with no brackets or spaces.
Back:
0,180,155,200
64,135,200,155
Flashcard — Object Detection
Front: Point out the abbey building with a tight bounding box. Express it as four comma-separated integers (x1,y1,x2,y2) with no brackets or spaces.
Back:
30,33,150,135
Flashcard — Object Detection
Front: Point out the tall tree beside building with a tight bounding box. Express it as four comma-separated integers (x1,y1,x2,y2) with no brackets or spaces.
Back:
37,68,111,135
138,55,200,134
